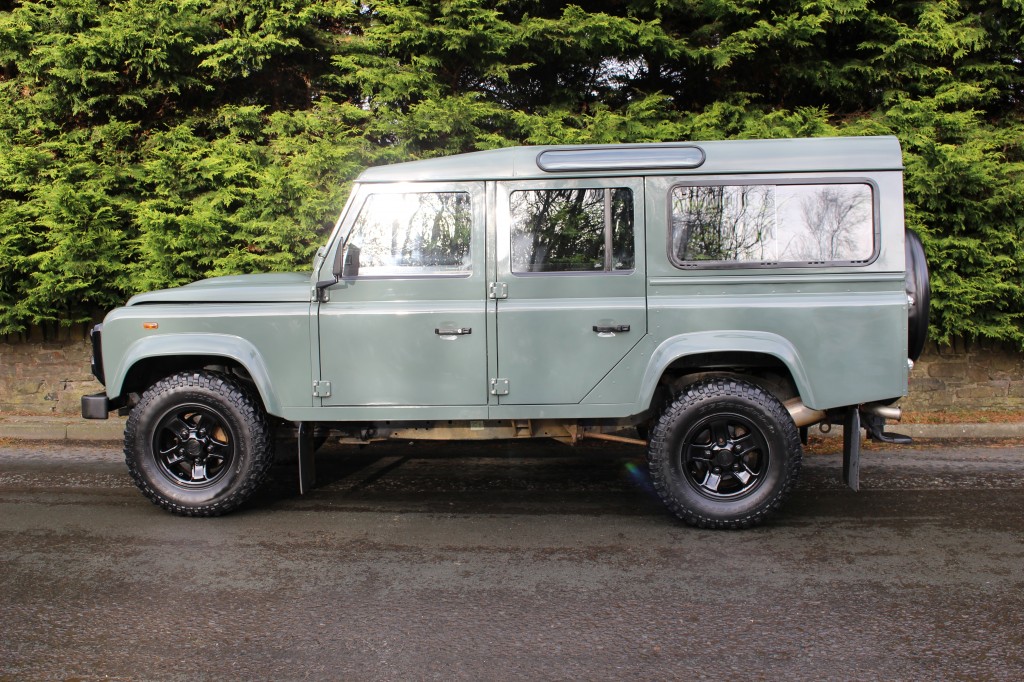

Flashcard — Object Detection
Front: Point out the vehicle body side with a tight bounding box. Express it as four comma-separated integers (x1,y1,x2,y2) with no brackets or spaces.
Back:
92,137,909,430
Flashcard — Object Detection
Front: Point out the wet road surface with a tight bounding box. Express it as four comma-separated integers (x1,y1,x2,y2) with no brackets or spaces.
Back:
1,437,1023,680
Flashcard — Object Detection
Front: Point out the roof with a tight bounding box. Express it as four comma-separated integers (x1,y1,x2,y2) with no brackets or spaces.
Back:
356,136,903,183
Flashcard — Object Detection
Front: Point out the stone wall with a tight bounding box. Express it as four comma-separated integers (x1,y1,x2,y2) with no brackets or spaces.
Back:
1,327,1022,415
902,342,1024,412
1,324,103,415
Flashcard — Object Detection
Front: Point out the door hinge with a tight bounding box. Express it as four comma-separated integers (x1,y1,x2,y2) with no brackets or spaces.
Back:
490,378,509,396
312,285,329,303
313,380,332,398
489,281,508,299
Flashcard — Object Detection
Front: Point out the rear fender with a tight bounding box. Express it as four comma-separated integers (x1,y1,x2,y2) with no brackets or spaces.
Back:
638,331,816,409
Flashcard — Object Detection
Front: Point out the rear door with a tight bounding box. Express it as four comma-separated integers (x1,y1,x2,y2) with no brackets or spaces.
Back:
493,178,647,405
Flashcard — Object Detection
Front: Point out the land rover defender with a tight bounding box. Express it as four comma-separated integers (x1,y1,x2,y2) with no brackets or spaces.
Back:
83,136,930,528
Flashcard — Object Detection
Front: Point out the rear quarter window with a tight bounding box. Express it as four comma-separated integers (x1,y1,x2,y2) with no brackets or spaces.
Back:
669,182,876,268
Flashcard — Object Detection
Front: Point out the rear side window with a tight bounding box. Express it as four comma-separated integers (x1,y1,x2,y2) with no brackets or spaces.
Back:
670,183,874,266
510,188,634,273
344,192,472,276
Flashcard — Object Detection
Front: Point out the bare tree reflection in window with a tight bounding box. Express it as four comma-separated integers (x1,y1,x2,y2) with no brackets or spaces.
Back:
672,186,775,261
511,189,633,273
395,192,472,268
512,189,604,272
672,183,873,265
610,189,635,269
783,186,871,261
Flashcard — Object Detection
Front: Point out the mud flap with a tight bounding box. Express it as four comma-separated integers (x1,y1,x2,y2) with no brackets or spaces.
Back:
298,422,317,494
843,407,860,492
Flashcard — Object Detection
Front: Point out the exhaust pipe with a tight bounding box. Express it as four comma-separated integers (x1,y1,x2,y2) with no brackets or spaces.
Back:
860,403,902,422
784,398,827,428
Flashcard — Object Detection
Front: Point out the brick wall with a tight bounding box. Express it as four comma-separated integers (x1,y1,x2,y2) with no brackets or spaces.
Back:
0,327,1021,415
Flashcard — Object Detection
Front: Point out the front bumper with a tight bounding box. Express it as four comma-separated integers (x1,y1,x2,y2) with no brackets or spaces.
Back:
82,392,110,419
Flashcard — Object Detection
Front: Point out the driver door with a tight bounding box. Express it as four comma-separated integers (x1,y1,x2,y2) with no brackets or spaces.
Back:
316,182,487,407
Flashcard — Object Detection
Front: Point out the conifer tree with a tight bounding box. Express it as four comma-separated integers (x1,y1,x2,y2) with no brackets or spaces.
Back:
0,0,1021,345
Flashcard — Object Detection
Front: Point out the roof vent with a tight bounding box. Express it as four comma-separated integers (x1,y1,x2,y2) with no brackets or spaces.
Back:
537,145,705,172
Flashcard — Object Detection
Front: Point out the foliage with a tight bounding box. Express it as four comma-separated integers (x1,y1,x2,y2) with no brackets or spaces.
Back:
0,0,1022,345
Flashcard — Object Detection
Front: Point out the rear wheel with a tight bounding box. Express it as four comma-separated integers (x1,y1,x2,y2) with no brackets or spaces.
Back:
125,371,274,516
647,378,801,529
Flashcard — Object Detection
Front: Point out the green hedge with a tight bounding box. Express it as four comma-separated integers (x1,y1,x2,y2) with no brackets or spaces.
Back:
1,0,1022,345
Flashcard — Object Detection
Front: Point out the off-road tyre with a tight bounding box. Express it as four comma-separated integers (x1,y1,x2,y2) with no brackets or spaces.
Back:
647,378,802,529
125,371,274,516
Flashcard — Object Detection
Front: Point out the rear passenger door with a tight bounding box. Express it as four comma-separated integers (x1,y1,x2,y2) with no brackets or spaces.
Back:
493,179,647,405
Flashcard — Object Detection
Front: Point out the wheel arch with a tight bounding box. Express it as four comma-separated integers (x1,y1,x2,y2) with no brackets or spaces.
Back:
108,334,282,415
639,332,816,412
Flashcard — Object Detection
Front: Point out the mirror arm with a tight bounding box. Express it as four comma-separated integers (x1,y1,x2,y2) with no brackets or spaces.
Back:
314,276,338,303
315,277,338,291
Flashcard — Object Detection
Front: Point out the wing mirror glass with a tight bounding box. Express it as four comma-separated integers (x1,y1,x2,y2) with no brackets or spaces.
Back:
341,245,360,279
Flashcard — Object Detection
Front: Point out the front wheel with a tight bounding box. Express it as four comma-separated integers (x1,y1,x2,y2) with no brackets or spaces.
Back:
125,371,274,516
647,378,802,529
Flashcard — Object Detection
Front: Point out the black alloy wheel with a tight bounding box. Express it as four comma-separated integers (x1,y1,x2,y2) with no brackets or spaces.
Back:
153,405,236,488
678,412,770,500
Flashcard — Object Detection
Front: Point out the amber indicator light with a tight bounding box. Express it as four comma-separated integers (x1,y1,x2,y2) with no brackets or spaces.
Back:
143,322,159,330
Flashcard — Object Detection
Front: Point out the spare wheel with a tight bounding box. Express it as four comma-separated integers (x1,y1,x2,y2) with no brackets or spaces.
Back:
905,229,931,361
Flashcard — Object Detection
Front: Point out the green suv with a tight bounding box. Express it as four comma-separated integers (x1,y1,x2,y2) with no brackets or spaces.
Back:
82,136,930,528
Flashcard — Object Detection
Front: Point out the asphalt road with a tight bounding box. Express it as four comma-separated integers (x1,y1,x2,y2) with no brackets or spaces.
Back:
1,436,1022,681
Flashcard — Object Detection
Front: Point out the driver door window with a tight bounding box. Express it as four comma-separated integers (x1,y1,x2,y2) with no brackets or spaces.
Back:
343,192,472,277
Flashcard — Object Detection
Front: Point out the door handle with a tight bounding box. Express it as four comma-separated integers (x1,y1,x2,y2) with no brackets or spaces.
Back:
435,327,472,336
593,324,630,334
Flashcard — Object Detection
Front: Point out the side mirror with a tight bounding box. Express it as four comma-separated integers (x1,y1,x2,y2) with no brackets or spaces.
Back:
341,245,360,278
